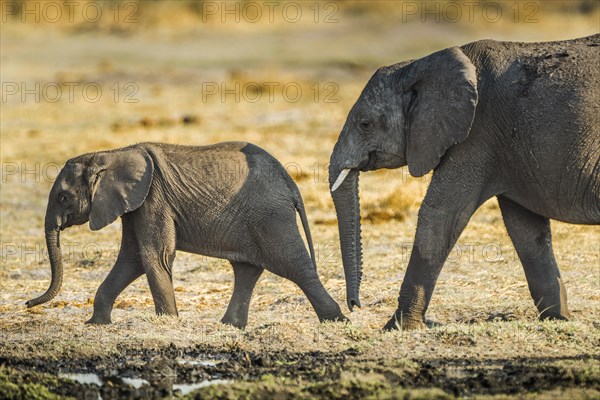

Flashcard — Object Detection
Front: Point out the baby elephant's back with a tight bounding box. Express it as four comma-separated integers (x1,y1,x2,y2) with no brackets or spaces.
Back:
153,142,297,220
233,142,300,216
238,142,298,199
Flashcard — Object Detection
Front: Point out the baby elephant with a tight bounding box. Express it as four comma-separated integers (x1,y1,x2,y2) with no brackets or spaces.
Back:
27,142,346,327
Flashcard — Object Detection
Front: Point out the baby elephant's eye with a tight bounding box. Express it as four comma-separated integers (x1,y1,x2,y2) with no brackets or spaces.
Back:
58,193,68,203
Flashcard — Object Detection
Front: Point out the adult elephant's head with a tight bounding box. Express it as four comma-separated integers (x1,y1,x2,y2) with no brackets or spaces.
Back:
329,47,478,311
26,147,153,308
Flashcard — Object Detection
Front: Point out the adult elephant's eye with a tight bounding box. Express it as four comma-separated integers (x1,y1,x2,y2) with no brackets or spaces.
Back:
59,193,68,204
359,118,372,132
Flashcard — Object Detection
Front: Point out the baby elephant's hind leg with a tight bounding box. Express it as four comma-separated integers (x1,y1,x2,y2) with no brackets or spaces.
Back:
269,252,347,323
221,262,264,329
261,207,346,323
292,265,347,323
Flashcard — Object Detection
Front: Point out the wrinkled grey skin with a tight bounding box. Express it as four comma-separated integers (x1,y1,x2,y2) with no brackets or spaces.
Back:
329,34,599,330
27,141,346,328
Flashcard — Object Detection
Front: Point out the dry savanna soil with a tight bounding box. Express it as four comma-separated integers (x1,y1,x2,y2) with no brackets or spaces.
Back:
1,2,599,399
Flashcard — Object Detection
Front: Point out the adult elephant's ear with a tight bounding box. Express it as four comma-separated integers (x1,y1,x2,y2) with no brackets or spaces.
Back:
89,147,154,231
400,47,478,177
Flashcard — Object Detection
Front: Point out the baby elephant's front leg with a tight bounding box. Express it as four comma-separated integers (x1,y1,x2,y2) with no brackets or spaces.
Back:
141,249,179,316
136,222,179,317
87,222,144,324
221,262,264,328
135,214,178,316
87,259,144,324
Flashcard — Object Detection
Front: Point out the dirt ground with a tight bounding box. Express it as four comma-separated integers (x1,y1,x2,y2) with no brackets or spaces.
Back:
1,1,599,399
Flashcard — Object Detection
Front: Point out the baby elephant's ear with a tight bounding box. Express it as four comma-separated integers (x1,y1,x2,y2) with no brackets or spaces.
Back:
89,148,154,231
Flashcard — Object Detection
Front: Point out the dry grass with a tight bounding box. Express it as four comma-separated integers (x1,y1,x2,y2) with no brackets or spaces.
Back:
361,180,421,223
1,3,599,397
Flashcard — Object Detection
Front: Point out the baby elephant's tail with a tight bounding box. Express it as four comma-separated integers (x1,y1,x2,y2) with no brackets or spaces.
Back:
294,196,317,272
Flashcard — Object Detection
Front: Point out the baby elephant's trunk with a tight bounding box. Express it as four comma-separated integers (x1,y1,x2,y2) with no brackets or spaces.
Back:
26,221,63,308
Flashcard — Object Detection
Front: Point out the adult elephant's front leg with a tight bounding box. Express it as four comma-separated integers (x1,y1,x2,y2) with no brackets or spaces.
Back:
384,168,493,330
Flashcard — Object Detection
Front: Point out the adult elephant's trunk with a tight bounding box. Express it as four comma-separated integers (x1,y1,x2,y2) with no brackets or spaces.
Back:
330,169,363,311
26,220,63,308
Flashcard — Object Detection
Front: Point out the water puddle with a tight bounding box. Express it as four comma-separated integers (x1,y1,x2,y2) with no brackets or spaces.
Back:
121,377,150,389
177,358,219,367
174,379,232,395
59,373,103,386
59,372,230,396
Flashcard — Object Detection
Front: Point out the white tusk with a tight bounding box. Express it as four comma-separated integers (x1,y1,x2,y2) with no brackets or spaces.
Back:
331,169,351,192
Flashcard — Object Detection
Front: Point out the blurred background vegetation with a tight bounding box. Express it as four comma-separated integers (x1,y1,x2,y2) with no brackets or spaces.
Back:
1,0,599,229
2,0,599,32
3,0,598,116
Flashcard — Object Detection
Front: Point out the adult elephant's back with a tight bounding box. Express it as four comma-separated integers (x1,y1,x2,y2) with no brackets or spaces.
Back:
462,34,600,224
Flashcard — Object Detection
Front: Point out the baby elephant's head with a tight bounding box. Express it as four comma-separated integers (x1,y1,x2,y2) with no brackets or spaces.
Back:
26,146,154,308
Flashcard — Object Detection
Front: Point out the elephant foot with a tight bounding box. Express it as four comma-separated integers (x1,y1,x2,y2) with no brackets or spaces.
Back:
383,311,426,331
314,301,348,324
319,313,349,324
539,310,571,321
221,316,247,330
155,308,179,317
85,315,111,325
535,277,571,321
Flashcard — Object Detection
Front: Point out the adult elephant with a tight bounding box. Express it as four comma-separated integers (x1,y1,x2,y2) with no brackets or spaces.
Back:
329,34,599,330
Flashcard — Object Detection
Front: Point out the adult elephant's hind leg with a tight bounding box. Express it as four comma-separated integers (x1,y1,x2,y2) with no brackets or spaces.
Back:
498,196,570,320
221,262,264,329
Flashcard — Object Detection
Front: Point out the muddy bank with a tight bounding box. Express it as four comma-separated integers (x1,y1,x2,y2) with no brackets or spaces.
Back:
1,344,599,399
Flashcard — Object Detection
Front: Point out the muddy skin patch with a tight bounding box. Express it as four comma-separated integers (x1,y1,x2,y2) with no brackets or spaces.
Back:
1,345,599,399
